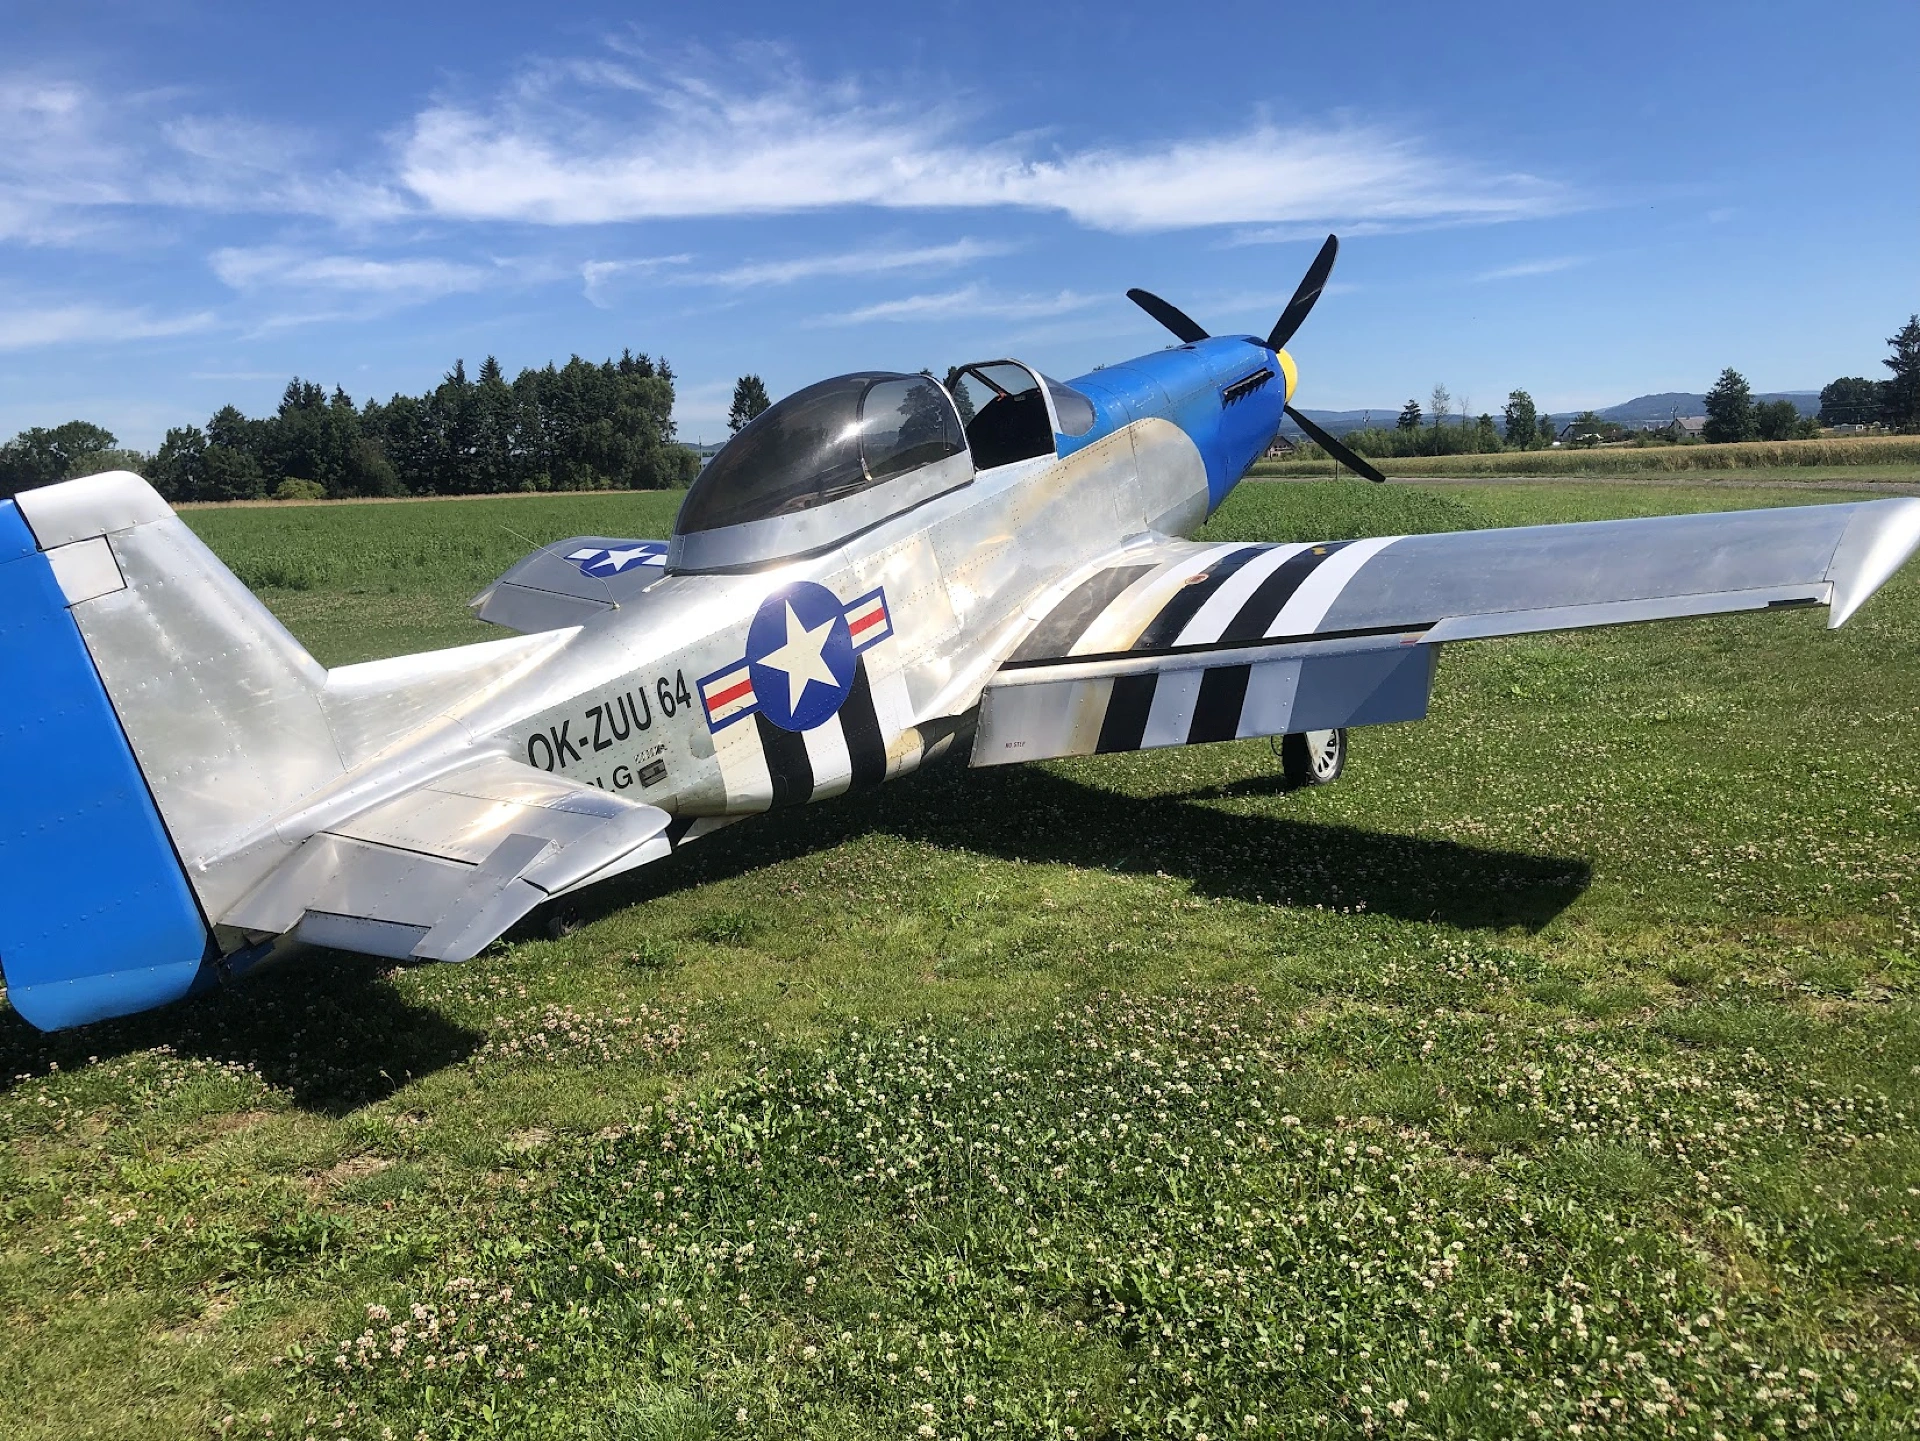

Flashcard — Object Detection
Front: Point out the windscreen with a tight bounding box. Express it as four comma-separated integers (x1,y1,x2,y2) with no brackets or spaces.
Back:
676,373,963,536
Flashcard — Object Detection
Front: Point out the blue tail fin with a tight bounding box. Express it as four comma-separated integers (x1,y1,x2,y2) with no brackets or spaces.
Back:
0,495,211,1030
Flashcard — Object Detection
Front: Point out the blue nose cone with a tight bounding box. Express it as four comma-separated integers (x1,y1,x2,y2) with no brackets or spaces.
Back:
1064,337,1286,513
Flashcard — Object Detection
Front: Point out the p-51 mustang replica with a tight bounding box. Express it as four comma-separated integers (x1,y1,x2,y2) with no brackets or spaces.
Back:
3,236,1917,1031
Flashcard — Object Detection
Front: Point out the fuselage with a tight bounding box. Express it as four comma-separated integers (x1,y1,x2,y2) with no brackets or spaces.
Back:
455,337,1293,821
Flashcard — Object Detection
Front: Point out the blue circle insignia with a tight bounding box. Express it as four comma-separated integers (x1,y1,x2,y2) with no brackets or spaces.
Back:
745,582,855,732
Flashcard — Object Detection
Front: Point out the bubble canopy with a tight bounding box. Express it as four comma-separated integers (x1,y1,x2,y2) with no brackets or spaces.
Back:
669,372,970,573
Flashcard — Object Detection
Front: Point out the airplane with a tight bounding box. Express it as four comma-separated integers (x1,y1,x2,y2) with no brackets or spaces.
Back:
2,236,1917,1032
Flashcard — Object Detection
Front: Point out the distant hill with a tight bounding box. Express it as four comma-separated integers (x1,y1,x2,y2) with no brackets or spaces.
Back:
1281,391,1822,438
1593,392,1820,427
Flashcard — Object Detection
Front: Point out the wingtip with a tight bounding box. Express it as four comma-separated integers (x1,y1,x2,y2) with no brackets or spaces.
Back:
1827,496,1920,628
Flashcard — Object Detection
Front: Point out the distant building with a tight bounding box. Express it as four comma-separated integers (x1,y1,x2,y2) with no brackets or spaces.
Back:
1559,417,1629,445
1265,435,1300,457
1634,416,1706,441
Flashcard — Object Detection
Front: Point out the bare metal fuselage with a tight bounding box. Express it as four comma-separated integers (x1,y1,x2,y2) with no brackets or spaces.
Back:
477,417,1211,821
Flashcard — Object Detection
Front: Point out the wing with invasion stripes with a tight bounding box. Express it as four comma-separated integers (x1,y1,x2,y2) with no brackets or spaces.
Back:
973,498,1920,766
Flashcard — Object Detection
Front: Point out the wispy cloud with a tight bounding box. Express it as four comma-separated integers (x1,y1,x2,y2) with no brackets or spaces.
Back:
702,238,1013,287
3,55,1568,249
0,73,403,242
210,245,494,297
397,53,1569,234
823,285,1095,325
0,303,215,351
1473,254,1588,282
580,253,692,306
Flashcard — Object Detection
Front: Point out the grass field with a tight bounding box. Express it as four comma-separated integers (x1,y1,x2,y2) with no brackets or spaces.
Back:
4,478,1919,1439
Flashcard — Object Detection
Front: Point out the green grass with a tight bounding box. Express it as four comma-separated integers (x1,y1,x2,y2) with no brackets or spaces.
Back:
5,479,1920,1438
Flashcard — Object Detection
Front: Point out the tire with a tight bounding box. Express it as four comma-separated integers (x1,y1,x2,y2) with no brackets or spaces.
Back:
1280,728,1347,788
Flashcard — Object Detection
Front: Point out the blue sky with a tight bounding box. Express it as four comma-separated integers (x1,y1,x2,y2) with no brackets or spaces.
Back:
3,0,1916,448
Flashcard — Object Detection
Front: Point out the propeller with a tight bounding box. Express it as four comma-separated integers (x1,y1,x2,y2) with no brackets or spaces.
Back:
1266,234,1338,351
1283,406,1386,484
1123,287,1209,344
1125,232,1386,483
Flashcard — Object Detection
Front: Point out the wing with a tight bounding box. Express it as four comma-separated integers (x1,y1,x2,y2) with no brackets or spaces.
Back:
221,754,675,961
973,498,1920,766
471,536,670,633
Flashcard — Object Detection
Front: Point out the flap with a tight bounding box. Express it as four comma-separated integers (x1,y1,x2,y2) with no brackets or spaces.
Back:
221,753,673,960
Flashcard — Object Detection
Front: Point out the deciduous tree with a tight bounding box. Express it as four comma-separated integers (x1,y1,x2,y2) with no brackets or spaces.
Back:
1752,398,1803,442
0,420,120,497
1502,390,1539,448
1818,376,1881,427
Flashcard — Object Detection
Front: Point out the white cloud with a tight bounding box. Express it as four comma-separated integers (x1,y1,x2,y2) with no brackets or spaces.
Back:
397,56,1568,234
1473,255,1588,282
580,253,692,306
210,245,493,297
0,303,214,351
0,73,404,241
824,285,1095,325
701,238,1012,288
0,56,1568,246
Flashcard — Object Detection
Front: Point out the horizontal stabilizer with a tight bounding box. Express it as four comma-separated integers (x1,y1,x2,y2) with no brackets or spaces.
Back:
472,536,669,633
224,754,673,961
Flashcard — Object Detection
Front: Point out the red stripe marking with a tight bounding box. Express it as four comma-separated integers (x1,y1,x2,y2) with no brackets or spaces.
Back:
706,677,754,711
849,608,886,635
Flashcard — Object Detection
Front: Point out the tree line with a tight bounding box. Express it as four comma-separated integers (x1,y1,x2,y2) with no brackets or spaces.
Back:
0,350,699,502
1309,313,1920,463
1815,315,1920,431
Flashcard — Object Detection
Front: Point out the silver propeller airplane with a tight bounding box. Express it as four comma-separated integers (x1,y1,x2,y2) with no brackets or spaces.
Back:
3,236,1917,1031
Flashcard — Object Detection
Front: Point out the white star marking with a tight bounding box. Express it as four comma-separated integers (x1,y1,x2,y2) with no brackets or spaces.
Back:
593,546,652,573
756,603,840,712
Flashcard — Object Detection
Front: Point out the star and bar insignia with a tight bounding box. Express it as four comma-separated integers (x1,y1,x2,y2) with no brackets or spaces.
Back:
699,583,893,734
566,542,669,577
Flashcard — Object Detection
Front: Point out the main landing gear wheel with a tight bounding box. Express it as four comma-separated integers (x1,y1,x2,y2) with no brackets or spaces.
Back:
1279,728,1347,788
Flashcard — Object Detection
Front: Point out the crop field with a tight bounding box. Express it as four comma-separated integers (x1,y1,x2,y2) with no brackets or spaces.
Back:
1255,433,1920,480
4,477,1920,1440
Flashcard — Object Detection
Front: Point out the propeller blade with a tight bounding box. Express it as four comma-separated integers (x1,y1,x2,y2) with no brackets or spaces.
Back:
1266,234,1339,351
1286,405,1386,484
1126,288,1210,344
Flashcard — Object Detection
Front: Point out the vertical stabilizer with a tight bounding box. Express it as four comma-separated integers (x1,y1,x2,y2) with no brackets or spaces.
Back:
0,492,212,1028
12,472,348,922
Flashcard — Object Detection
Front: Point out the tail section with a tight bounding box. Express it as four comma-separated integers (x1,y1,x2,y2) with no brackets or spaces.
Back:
0,482,213,1028
1,472,574,1030
13,473,349,933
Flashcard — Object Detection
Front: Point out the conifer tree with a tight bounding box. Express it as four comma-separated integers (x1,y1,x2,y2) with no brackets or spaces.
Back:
728,375,772,433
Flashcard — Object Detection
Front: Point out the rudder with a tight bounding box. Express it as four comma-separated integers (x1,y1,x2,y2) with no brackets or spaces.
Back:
0,493,212,1029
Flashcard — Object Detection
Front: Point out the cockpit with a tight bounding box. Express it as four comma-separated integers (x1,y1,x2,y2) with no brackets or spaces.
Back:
667,363,1099,574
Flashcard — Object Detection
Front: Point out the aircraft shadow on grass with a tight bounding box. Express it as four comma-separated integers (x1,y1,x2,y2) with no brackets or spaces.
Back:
0,759,1587,1112
573,758,1592,937
0,958,483,1115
